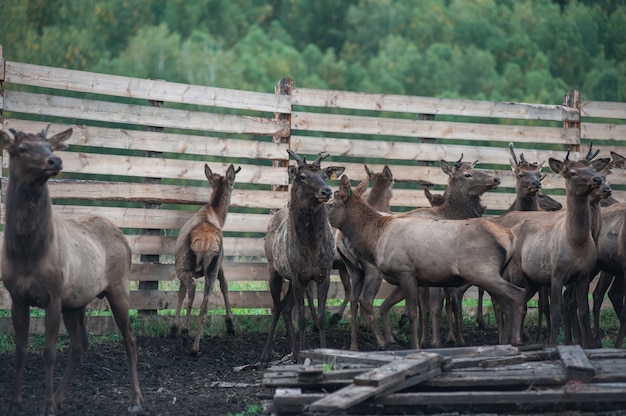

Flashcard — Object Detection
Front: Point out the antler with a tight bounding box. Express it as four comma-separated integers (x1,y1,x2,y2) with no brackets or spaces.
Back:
585,141,599,161
454,154,464,168
234,166,242,174
41,124,51,137
313,152,329,167
286,148,306,167
509,143,519,166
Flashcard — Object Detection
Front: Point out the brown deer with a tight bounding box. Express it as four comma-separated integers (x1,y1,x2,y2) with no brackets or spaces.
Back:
400,155,501,348
333,165,395,350
499,146,610,348
330,164,394,331
328,174,525,350
168,163,241,355
592,151,626,347
260,150,344,364
0,127,142,415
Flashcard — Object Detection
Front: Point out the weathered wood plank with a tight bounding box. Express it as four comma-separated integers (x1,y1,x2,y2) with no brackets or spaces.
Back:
4,61,292,113
4,119,288,160
581,100,626,119
4,91,290,136
0,207,272,232
292,112,579,144
557,345,595,382
582,122,626,142
292,88,578,122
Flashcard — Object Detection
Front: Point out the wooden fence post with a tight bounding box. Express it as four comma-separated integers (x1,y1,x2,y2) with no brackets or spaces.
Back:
271,77,293,213
562,89,581,153
137,97,164,316
0,45,4,220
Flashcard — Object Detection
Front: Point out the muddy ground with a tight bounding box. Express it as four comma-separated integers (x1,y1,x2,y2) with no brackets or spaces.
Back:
0,317,585,416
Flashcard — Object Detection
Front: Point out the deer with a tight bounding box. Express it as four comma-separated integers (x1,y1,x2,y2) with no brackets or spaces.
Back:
327,174,525,349
0,127,143,416
499,146,611,348
397,155,502,348
260,150,345,364
168,163,241,356
592,151,626,347
329,164,394,331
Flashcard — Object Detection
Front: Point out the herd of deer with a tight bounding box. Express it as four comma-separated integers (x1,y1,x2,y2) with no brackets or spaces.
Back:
2,126,626,415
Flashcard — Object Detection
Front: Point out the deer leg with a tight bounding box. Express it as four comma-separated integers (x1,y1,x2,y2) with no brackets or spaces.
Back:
54,306,89,409
562,283,575,345
316,275,330,349
537,286,551,343
217,267,235,335
305,282,320,331
107,287,143,413
330,261,350,326
8,301,30,414
574,278,593,349
614,273,626,348
182,278,197,336
347,260,365,351
476,288,488,329
169,275,189,338
594,272,613,346
43,301,63,416
380,285,403,346
260,271,287,364
418,287,431,348
189,262,219,356
608,275,624,320
399,276,420,350
450,287,466,347
549,280,565,346
359,265,386,350
429,288,444,348
292,277,308,362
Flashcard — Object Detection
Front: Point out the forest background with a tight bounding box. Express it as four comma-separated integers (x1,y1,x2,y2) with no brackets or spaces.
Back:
1,0,624,104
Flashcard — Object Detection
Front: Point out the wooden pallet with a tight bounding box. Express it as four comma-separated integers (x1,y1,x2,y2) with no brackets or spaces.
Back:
262,345,626,415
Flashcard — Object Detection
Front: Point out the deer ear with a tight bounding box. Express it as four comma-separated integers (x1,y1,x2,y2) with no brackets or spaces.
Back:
611,151,626,169
590,157,612,173
325,166,345,180
204,163,214,182
0,129,15,150
48,128,73,151
440,160,454,176
548,158,565,174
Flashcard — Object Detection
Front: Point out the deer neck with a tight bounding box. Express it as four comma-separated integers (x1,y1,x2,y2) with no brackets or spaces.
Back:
438,189,485,219
4,179,53,262
510,195,541,212
340,199,387,266
565,192,593,246
289,198,330,252
589,198,603,243
207,182,231,227
366,185,392,212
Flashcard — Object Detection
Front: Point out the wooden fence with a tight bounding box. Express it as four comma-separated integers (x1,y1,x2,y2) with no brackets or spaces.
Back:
1,50,625,332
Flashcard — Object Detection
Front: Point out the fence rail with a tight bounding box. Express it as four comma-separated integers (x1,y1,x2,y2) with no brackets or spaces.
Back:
1,54,625,333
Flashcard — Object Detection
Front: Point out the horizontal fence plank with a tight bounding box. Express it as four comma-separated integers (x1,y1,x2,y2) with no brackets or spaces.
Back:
2,152,289,186
581,100,626,119
129,262,269,282
0,207,271,232
4,119,288,160
582,123,626,142
292,112,579,145
124,236,265,257
292,88,578,122
4,91,290,136
4,61,293,113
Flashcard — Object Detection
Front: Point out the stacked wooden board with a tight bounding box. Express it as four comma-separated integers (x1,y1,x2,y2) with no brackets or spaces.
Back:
262,345,626,415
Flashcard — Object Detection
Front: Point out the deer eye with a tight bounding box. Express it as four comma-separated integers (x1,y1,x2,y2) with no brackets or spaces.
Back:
464,173,472,178
570,171,577,177
300,173,307,180
18,145,27,154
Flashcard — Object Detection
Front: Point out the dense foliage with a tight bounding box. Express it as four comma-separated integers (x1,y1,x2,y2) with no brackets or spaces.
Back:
1,0,624,103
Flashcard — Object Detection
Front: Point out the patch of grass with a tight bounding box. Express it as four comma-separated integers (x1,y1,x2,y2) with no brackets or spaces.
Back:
228,403,266,416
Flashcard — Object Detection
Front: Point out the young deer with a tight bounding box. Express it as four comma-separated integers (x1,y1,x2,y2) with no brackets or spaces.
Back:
500,147,610,348
260,150,344,363
1,127,142,415
169,164,240,356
